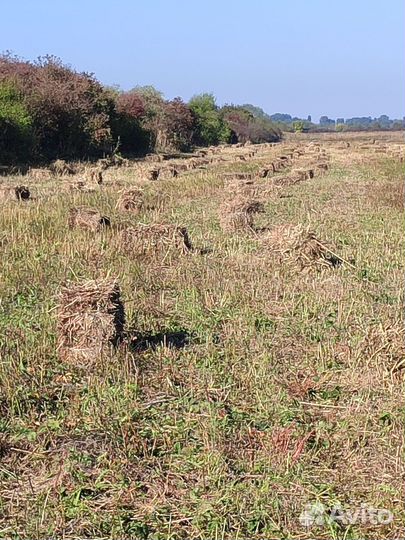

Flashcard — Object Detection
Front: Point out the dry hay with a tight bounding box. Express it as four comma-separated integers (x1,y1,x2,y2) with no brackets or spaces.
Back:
29,167,53,181
0,185,31,201
291,168,314,181
223,172,253,181
219,197,264,232
159,166,178,179
68,206,111,232
116,188,144,213
272,159,289,172
50,159,75,176
314,162,329,173
145,153,164,162
119,224,192,257
85,167,103,184
272,174,303,187
68,181,96,193
97,155,130,170
261,223,339,269
56,278,125,367
257,165,275,178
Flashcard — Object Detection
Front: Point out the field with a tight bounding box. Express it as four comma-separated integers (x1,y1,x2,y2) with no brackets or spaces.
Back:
0,131,404,539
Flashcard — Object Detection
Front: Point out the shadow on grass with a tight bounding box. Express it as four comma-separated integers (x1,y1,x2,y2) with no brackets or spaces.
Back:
128,329,195,352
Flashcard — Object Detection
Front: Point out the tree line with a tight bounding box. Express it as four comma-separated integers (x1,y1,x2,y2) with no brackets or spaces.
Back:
0,54,281,165
269,113,405,132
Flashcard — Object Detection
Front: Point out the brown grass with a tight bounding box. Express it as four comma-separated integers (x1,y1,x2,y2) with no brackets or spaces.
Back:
369,180,405,211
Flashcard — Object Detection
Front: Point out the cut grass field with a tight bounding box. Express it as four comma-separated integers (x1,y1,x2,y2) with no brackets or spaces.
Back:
0,132,404,539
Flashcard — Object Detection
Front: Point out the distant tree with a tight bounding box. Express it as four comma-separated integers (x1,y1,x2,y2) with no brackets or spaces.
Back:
319,116,335,126
336,118,345,125
222,105,281,143
270,113,292,123
189,93,230,146
293,120,305,133
156,97,194,151
307,115,312,122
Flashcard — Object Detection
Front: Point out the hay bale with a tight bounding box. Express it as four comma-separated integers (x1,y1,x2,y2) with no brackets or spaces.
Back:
0,185,31,201
116,188,144,213
219,197,264,232
262,224,338,269
86,168,103,185
159,166,178,179
257,166,274,178
68,181,95,193
119,224,192,257
29,168,53,181
50,159,75,176
68,206,111,232
314,162,329,173
145,153,164,162
223,172,253,181
291,169,313,181
56,278,125,366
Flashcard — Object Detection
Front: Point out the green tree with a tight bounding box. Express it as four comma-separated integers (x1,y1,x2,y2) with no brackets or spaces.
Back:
0,82,34,163
293,120,305,133
189,93,230,146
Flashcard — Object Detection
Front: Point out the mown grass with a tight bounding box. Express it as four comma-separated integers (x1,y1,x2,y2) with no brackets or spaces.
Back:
0,136,404,539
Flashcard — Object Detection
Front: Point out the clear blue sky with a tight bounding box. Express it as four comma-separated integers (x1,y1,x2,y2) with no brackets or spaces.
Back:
2,0,404,121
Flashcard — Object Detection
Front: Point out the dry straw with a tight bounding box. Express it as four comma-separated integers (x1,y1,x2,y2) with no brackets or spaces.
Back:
220,196,264,232
68,206,111,232
116,188,144,213
50,159,75,176
0,185,31,201
262,223,341,270
56,278,125,367
119,223,192,257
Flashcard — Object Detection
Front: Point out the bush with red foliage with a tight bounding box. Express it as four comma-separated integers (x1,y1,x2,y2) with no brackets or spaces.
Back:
0,54,115,161
222,106,281,144
156,98,194,152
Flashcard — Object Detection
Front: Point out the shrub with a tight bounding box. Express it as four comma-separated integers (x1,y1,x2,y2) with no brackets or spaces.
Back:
0,82,34,163
189,93,230,146
0,54,115,161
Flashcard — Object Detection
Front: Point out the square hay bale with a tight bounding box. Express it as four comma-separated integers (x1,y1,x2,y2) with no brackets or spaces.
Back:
50,159,75,176
57,278,125,367
219,197,264,232
116,188,144,213
159,166,178,179
261,223,338,270
29,168,53,181
68,206,111,232
85,167,103,185
0,185,31,201
291,169,314,181
119,224,192,257
68,181,96,193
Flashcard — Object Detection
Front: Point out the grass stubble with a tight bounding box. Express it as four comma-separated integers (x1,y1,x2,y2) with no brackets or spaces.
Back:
0,131,404,539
